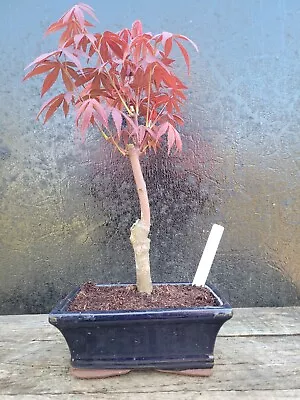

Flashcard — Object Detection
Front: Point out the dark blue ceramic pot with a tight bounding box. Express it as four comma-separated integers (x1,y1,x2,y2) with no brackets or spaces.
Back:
49,283,232,372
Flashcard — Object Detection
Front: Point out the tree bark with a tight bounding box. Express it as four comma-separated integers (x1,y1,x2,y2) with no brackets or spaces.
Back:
127,144,153,294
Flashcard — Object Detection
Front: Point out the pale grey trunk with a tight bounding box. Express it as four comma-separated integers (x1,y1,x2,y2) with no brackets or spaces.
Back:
127,144,153,294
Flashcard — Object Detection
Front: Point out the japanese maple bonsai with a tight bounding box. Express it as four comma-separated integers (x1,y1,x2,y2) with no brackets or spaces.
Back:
24,3,232,377
24,3,198,294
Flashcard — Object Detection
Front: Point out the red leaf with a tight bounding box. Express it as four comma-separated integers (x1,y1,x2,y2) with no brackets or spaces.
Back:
59,27,73,48
41,67,60,96
78,3,98,21
173,88,187,99
43,95,64,123
84,19,94,27
37,96,57,120
175,39,190,73
64,92,73,103
75,73,91,87
61,69,74,91
118,28,131,43
45,21,65,35
173,114,184,125
161,70,177,88
76,100,89,120
153,31,172,48
74,33,84,48
165,37,173,57
62,49,83,71
107,40,124,59
176,34,198,51
63,99,69,117
133,42,142,64
121,112,139,135
81,37,88,53
158,123,182,153
131,20,143,38
160,55,175,66
92,100,108,127
25,51,60,70
86,33,96,44
145,127,156,140
74,6,85,29
144,40,155,56
167,123,175,153
153,94,170,106
173,125,182,152
66,66,79,80
89,33,102,58
23,62,56,81
111,109,122,135
166,102,173,113
62,9,73,24
161,32,173,46
156,122,169,138
90,89,113,99
100,40,109,62
80,103,93,133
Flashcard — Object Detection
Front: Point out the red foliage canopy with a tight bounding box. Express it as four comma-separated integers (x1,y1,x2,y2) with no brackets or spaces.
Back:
24,3,197,155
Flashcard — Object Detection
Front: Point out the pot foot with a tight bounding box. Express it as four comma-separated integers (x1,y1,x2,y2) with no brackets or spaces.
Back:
70,368,131,379
157,368,213,377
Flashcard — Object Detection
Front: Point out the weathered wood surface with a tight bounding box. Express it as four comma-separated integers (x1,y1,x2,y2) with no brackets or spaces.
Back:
0,307,299,399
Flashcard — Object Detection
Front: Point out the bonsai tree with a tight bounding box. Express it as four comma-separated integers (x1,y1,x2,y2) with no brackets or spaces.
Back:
24,3,197,294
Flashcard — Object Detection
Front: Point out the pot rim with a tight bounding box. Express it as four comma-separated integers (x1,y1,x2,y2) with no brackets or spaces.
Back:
49,283,233,323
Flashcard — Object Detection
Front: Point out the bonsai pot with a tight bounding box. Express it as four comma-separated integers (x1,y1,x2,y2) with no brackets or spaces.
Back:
49,283,232,377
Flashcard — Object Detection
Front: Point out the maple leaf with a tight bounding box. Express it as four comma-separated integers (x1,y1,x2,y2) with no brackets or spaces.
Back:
111,108,123,136
76,98,108,136
23,61,57,81
37,94,64,123
41,66,60,96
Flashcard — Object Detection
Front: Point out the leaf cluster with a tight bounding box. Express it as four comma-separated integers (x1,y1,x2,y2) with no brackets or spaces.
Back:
24,3,197,155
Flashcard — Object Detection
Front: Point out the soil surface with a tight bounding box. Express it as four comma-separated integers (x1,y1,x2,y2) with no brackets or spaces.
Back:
68,282,217,312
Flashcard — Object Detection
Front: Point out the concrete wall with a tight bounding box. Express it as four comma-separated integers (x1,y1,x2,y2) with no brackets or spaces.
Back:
0,0,299,314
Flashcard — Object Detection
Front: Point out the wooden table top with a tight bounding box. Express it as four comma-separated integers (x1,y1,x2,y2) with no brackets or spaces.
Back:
0,307,299,399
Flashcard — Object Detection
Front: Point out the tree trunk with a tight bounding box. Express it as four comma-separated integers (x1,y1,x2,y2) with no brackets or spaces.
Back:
127,144,153,294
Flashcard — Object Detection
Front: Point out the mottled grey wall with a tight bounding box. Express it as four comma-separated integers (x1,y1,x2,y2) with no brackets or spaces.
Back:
0,0,299,314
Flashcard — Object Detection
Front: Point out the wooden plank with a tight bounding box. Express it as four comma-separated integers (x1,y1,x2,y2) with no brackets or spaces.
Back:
0,336,299,395
1,307,299,337
0,365,299,396
0,390,300,399
0,335,299,367
0,308,299,399
219,307,300,336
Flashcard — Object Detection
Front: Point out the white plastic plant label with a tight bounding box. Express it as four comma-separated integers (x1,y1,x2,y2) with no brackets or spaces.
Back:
192,224,224,287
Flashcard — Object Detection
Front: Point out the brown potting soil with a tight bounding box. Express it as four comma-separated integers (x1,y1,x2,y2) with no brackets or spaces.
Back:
68,282,217,312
